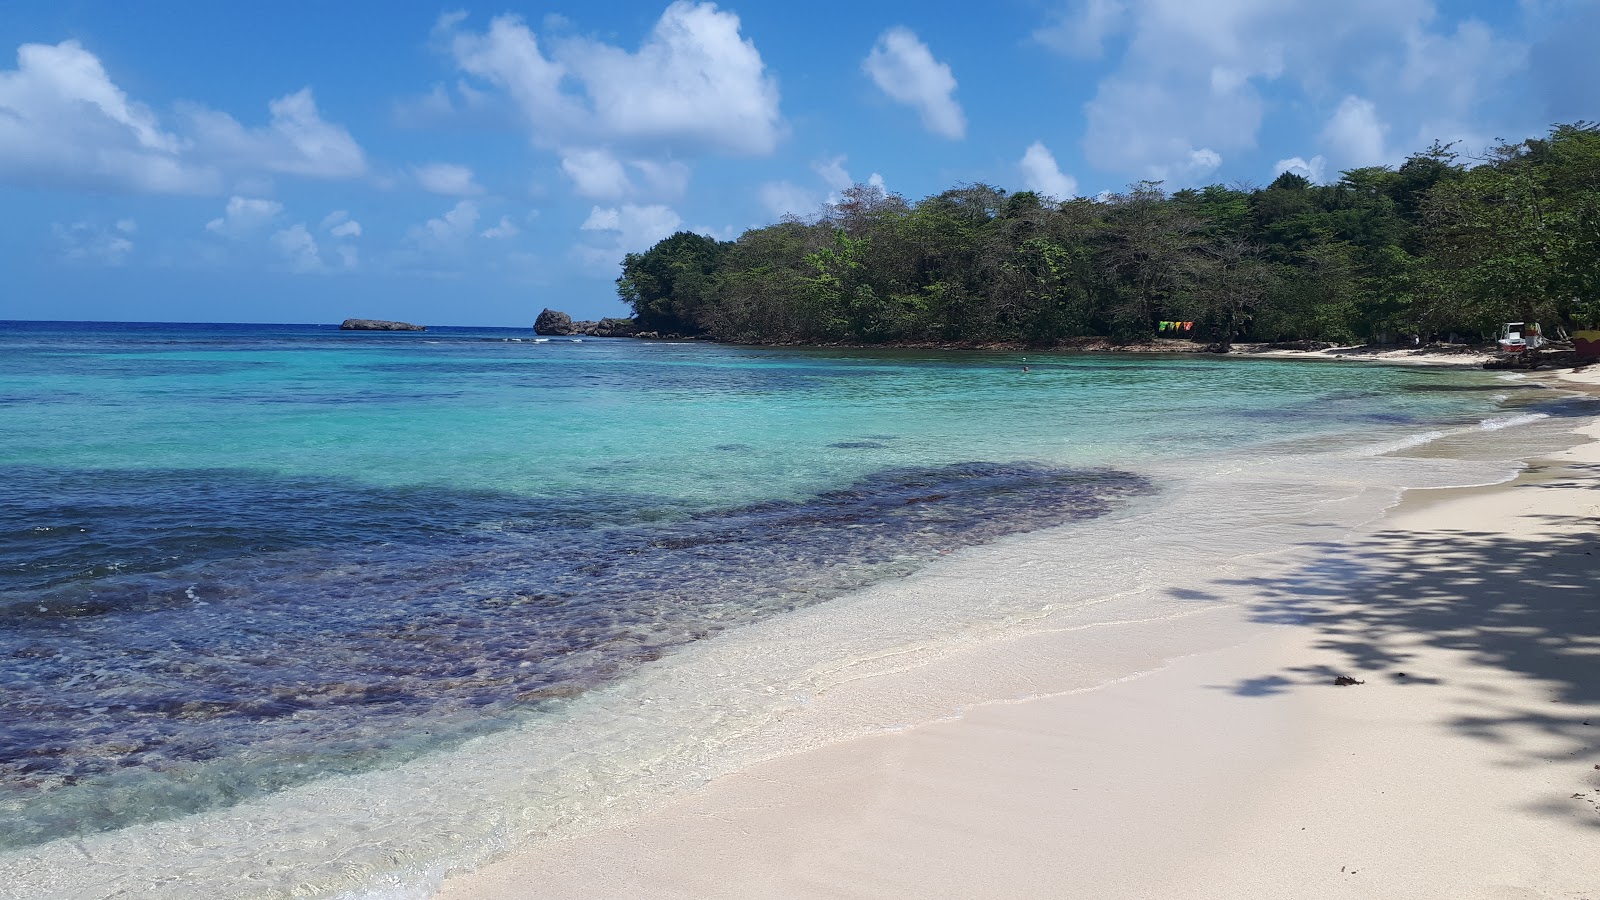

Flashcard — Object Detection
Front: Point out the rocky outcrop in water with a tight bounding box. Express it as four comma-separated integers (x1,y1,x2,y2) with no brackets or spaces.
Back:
341,318,425,331
588,317,640,337
534,309,575,335
534,309,642,338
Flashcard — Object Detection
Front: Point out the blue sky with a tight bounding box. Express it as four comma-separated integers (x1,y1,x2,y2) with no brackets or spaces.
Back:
2,0,1596,326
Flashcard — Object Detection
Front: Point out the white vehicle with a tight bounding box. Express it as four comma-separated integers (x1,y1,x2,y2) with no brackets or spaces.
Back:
1497,322,1546,353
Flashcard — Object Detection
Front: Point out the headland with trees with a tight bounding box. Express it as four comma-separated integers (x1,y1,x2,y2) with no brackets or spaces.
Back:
613,123,1599,350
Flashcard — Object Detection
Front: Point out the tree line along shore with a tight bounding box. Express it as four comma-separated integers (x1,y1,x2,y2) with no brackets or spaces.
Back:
611,123,1599,351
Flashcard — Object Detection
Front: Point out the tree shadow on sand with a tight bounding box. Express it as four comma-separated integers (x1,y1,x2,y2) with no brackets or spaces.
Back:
1183,500,1600,826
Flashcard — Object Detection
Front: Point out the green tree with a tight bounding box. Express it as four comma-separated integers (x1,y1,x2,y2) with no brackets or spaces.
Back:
617,231,728,334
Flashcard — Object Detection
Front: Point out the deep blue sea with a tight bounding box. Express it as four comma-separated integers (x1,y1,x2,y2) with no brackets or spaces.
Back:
1,321,1589,898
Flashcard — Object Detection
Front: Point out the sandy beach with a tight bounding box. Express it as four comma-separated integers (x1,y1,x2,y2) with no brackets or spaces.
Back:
435,368,1600,900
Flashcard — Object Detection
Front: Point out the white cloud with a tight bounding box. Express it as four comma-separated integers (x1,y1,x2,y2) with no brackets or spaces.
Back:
576,203,683,268
416,200,481,245
0,40,369,194
808,155,886,205
205,196,283,236
863,27,966,140
1273,154,1327,183
0,40,218,193
269,222,357,273
579,206,621,232
185,88,366,179
321,209,363,237
629,158,690,198
813,156,852,192
759,181,821,220
561,148,633,197
446,3,782,156
1033,0,1130,58
1052,0,1538,181
561,148,691,200
1184,148,1222,179
570,3,782,155
271,223,323,273
115,218,137,234
414,162,484,195
1321,96,1389,168
1018,141,1078,199
52,220,134,265
481,216,520,239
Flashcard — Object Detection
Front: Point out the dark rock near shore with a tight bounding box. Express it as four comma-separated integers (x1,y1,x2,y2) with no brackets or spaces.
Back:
341,318,425,331
534,308,575,335
589,317,639,338
535,309,641,338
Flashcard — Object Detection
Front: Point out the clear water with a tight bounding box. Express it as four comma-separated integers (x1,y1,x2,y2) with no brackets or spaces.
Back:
0,321,1590,898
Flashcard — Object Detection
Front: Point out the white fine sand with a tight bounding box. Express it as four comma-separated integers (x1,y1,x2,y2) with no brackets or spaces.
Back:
436,373,1600,900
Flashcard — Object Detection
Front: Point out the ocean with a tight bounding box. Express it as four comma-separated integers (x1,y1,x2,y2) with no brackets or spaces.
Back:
1,321,1591,899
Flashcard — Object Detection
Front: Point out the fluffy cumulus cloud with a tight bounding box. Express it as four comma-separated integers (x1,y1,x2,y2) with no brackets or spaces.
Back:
561,148,632,198
271,224,322,272
560,148,692,199
0,39,366,194
1042,0,1536,182
184,88,366,179
1274,154,1328,183
811,154,885,197
205,196,284,236
415,200,482,246
759,181,819,220
0,40,218,193
862,27,966,140
443,2,782,159
1321,96,1389,168
575,203,684,268
813,156,852,193
760,155,889,221
1018,141,1078,199
481,216,520,239
414,162,483,196
52,219,135,265
628,158,691,198
1034,0,1130,58
269,221,358,274
321,209,363,238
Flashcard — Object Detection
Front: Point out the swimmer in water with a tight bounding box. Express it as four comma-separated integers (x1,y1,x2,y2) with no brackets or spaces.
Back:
1021,365,1031,373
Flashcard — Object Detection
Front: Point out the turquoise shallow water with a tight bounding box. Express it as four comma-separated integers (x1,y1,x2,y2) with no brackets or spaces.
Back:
0,321,1590,894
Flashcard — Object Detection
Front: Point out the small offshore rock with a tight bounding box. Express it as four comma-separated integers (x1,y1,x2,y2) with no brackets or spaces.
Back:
340,318,425,331
533,308,576,335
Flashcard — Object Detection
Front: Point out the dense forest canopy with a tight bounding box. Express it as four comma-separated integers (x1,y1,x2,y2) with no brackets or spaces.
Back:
616,124,1600,347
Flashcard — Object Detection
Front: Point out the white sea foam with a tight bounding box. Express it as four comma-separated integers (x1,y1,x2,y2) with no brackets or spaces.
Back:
1479,412,1548,431
1352,430,1448,457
